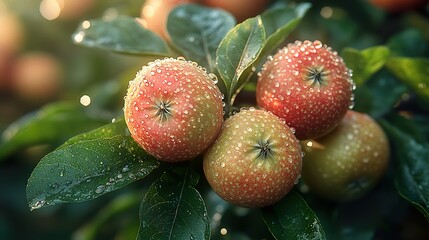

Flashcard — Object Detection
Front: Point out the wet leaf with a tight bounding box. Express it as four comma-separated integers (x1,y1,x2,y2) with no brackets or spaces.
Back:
26,118,159,210
380,119,429,221
342,46,390,86
386,57,429,106
262,190,326,240
138,170,210,240
260,3,311,58
73,16,169,55
0,102,108,160
167,4,235,72
353,69,408,118
216,17,265,108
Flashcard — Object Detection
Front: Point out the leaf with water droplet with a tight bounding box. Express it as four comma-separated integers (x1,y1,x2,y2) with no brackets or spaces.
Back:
342,46,390,86
380,119,429,221
261,190,326,240
73,16,170,56
0,102,109,160
138,170,210,240
259,3,311,59
386,57,429,106
167,4,235,72
26,118,159,210
216,16,266,109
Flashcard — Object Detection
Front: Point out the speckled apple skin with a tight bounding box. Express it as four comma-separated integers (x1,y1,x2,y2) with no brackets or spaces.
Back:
302,110,390,201
124,57,224,162
203,108,302,208
256,40,355,140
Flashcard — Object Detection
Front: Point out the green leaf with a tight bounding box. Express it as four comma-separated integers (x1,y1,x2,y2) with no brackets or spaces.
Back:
73,16,170,56
262,191,326,240
386,57,429,106
0,102,108,160
353,69,408,118
342,46,390,86
74,191,141,240
380,119,429,221
167,4,235,72
388,29,429,58
138,170,210,240
259,3,311,58
26,118,159,210
216,16,266,108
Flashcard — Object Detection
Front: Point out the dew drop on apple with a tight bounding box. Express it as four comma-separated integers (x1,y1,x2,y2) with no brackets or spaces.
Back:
348,101,355,109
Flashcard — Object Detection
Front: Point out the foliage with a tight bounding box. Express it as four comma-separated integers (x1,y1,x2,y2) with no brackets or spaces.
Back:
1,1,429,239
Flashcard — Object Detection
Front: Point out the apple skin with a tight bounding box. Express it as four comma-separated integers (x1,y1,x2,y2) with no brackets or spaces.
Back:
203,108,302,208
256,40,354,140
202,0,270,22
301,110,390,202
124,57,224,162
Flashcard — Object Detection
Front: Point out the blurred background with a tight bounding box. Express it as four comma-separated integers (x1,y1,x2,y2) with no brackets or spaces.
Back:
0,0,428,239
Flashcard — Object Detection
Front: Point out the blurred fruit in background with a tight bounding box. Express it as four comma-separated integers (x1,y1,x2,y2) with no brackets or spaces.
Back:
202,0,270,22
11,52,63,104
0,8,24,90
369,0,429,13
39,0,95,21
139,0,196,38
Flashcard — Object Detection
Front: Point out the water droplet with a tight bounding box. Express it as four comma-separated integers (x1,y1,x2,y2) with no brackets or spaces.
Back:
122,165,130,173
313,40,323,49
31,200,46,211
49,183,59,190
208,73,218,84
95,185,106,194
187,36,195,42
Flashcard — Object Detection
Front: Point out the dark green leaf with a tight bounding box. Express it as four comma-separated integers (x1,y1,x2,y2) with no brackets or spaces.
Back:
74,191,141,240
353,69,408,118
73,16,169,55
386,57,429,105
138,170,210,240
216,17,265,108
167,4,235,72
0,102,108,160
259,3,311,58
262,191,326,240
388,29,429,58
380,119,429,221
342,46,390,86
26,119,159,210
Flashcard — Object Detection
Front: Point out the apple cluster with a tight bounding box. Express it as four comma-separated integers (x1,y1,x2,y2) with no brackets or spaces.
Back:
124,40,390,207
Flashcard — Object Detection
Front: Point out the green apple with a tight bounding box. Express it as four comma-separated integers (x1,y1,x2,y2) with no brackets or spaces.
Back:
301,110,390,201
